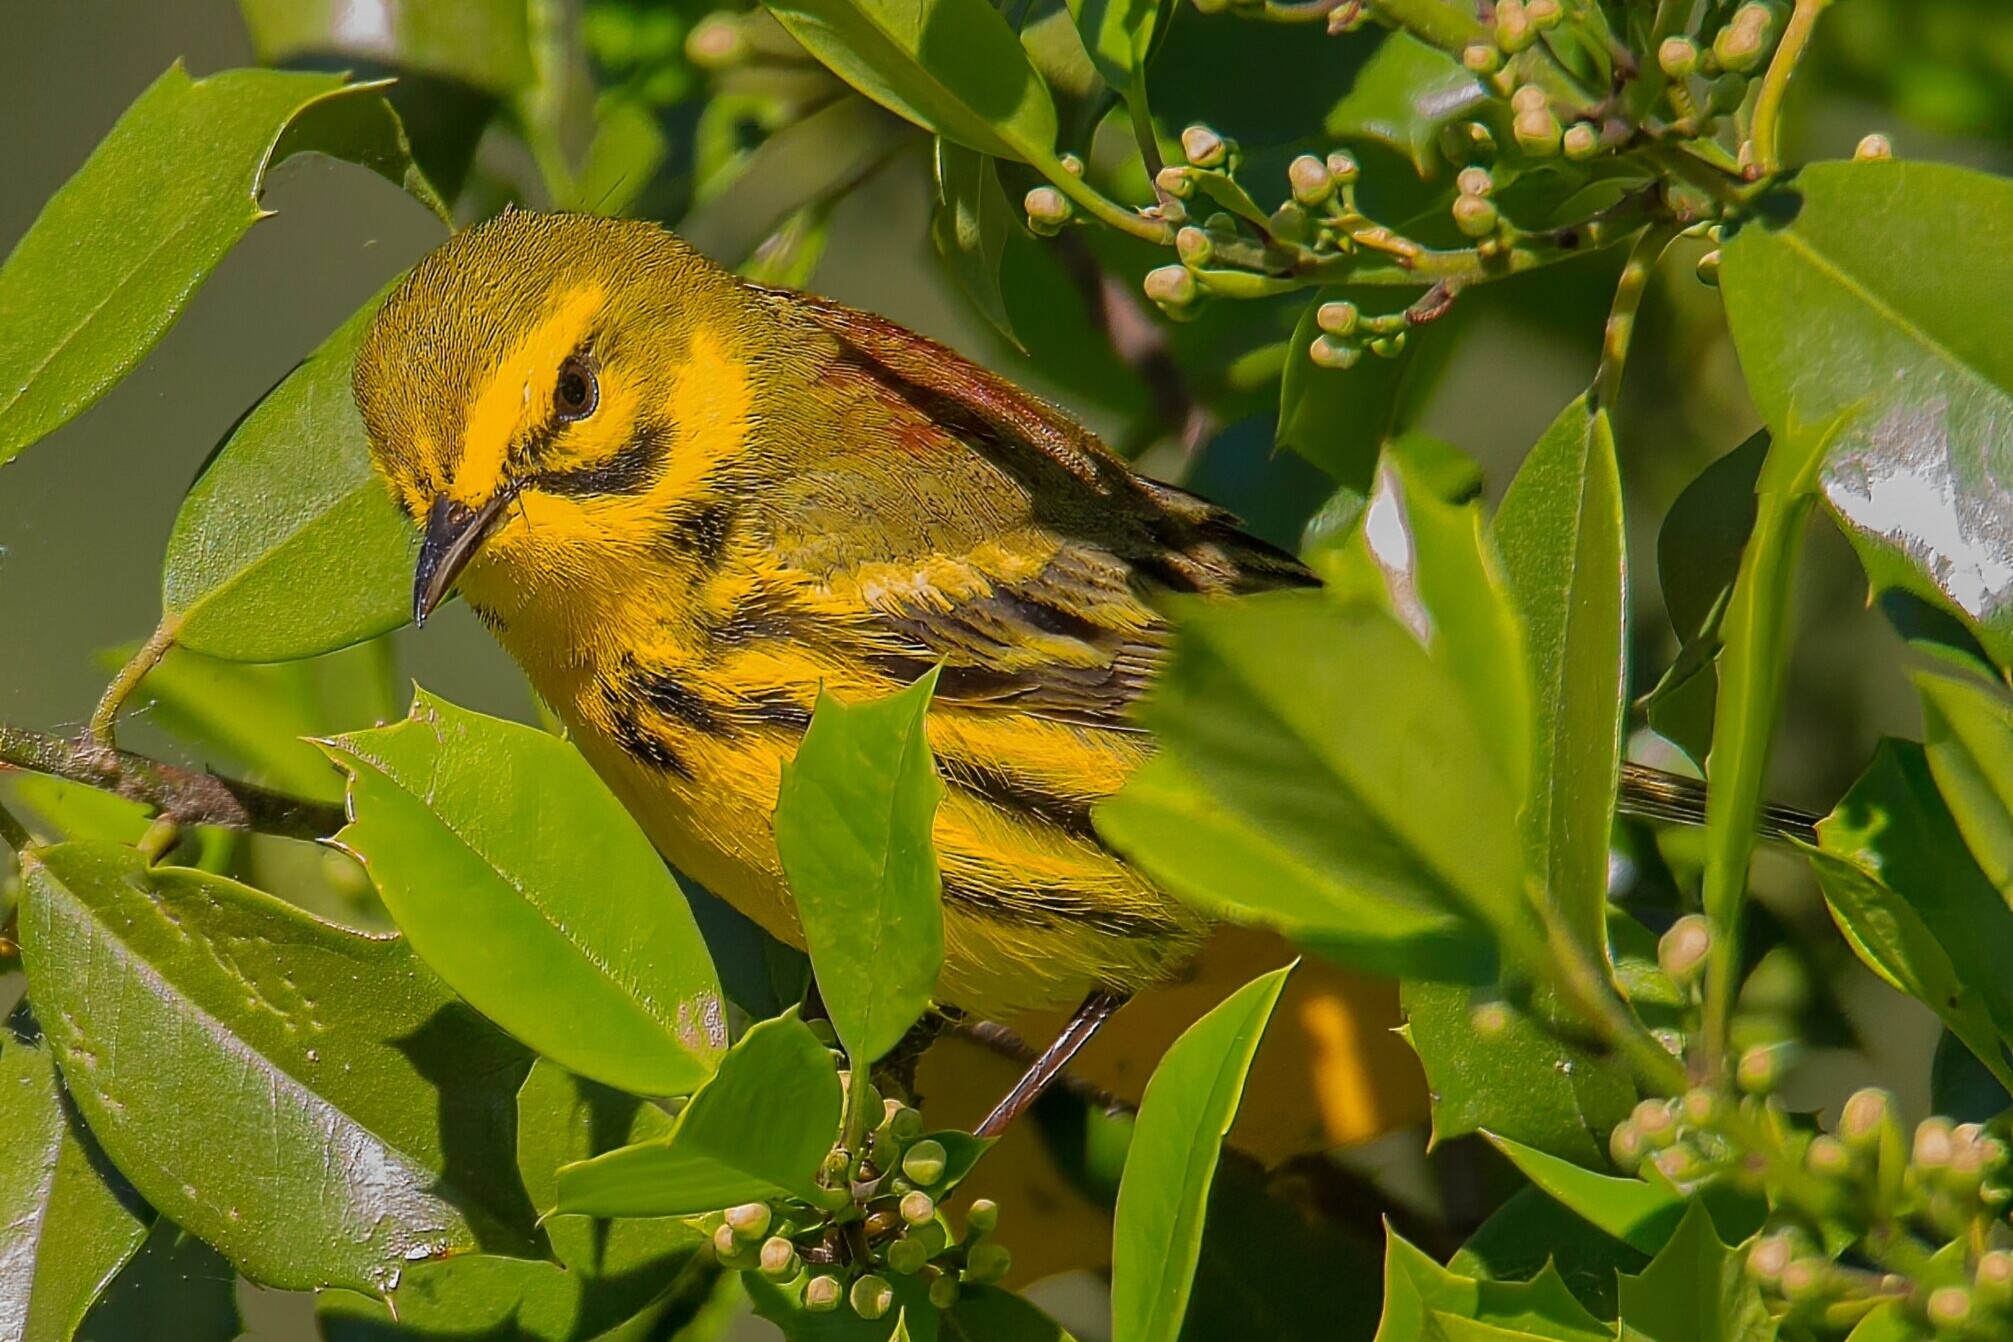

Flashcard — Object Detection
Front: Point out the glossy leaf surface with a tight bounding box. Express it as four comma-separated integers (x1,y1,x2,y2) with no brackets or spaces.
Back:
18,843,539,1293
1483,1132,1683,1253
1614,1201,1772,1342
931,139,1020,350
1915,668,2013,902
1325,31,1489,175
554,1014,841,1217
0,64,444,466
1722,160,2013,668
1110,965,1290,1342
163,288,416,662
238,0,535,92
324,689,727,1097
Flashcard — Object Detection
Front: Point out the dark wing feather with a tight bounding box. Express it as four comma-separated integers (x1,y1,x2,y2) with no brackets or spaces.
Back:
759,287,1317,729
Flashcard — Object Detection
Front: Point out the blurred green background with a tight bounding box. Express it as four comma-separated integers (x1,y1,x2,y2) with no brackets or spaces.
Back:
7,1,2013,1336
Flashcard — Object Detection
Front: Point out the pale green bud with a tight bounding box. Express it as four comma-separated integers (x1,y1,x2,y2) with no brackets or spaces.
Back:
1695,249,1721,287
1058,152,1086,178
1494,0,1534,53
1144,266,1199,311
887,1236,930,1275
759,1236,799,1279
900,1190,936,1225
1368,332,1407,359
1025,186,1073,235
1562,122,1601,161
1747,1233,1792,1284
966,1199,1000,1235
1840,1089,1895,1149
1316,300,1358,336
1513,108,1562,157
1288,154,1334,208
965,1242,1012,1283
1176,226,1214,267
902,1139,948,1187
685,16,747,69
1780,1258,1827,1302
929,1272,961,1309
1181,124,1227,169
1610,1120,1646,1173
1456,166,1493,197
1310,335,1362,370
725,1202,772,1241
1527,0,1561,28
1510,84,1549,114
1927,1286,1972,1329
1324,151,1360,185
1805,1134,1850,1177
1855,133,1893,161
1658,915,1711,983
804,1275,843,1312
1658,36,1698,79
1156,166,1197,201
1462,43,1501,74
1914,1117,1956,1169
1451,194,1498,239
1633,1098,1678,1147
1976,1250,2013,1305
850,1274,894,1320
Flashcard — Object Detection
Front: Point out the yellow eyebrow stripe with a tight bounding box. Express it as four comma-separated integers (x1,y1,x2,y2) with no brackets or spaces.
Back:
653,328,752,500
454,282,606,505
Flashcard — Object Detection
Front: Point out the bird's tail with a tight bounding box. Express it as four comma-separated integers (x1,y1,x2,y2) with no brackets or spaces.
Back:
1616,761,1823,845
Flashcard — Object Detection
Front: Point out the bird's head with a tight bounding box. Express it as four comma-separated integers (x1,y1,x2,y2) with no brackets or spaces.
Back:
352,210,764,631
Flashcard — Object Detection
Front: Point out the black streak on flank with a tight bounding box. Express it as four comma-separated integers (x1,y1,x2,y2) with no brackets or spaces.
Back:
604,690,693,779
635,669,725,735
939,755,1098,841
531,420,674,496
662,498,739,571
939,877,1180,940
739,688,813,732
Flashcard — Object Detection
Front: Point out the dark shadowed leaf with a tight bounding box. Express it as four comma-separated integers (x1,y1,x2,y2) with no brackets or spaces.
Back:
1930,1028,2011,1126
945,1286,1078,1341
162,288,416,662
1401,982,1633,1168
775,672,944,1069
1721,160,2013,670
318,1059,706,1342
1111,966,1290,1342
932,140,1020,350
1451,1186,1649,1319
1642,431,1768,766
1614,1202,1771,1342
17,842,540,1293
1494,396,1625,962
1325,31,1491,176
74,1221,240,1342
762,0,1061,166
324,689,727,1097
0,1029,148,1342
555,1014,841,1217
0,64,445,465
1914,668,2013,903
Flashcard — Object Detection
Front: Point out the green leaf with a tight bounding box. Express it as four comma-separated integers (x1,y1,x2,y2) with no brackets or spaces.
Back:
0,64,445,466
1065,0,1165,93
681,97,909,270
1721,160,2013,670
555,1014,842,1217
323,689,727,1097
1483,1132,1685,1254
0,1029,149,1342
238,0,536,93
1494,396,1626,962
1915,669,2013,902
1930,1028,2010,1126
1452,1186,1649,1320
1097,753,1492,982
1277,292,1427,488
775,673,944,1069
319,1059,705,1342
761,0,1061,167
1641,432,1768,767
1401,983,1634,1168
162,287,416,662
74,1221,240,1342
1376,1229,1479,1342
1809,739,2013,1086
17,842,541,1293
1325,31,1491,176
943,1286,1078,1341
932,140,1021,352
1378,1227,1608,1342
1101,587,1520,976
1110,965,1291,1342
1615,1202,1773,1342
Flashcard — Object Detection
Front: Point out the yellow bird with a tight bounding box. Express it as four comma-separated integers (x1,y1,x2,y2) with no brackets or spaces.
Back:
353,210,1321,1119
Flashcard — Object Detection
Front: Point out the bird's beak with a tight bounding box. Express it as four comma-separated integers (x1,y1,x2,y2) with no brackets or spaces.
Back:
413,492,509,627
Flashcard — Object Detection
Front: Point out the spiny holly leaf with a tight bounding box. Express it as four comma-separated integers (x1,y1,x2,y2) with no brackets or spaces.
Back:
0,64,445,465
1615,1202,1774,1342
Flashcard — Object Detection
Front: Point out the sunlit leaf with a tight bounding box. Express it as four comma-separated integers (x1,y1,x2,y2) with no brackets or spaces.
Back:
1914,668,2013,903
555,1015,841,1217
17,842,540,1293
238,0,535,93
0,64,445,465
1614,1201,1772,1342
1722,160,2013,670
1483,1132,1684,1254
1325,31,1491,176
0,1029,148,1342
162,287,415,662
1110,965,1290,1342
323,689,727,1097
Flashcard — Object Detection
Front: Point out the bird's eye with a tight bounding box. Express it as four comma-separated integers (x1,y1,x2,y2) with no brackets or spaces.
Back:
554,355,598,421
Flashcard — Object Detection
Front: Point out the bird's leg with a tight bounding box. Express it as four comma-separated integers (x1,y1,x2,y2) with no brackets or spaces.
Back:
974,989,1129,1139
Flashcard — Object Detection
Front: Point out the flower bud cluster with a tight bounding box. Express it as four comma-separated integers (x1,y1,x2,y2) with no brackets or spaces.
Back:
710,1092,1010,1322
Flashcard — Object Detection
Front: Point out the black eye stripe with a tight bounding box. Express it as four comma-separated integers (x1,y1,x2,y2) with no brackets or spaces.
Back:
528,420,675,496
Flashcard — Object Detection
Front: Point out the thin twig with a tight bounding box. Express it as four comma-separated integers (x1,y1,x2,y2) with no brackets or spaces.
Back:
89,616,179,750
1591,222,1676,410
0,724,344,841
952,1018,1136,1118
1749,0,1828,178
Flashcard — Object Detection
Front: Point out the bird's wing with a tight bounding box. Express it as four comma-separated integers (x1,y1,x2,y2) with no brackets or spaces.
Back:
755,288,1317,731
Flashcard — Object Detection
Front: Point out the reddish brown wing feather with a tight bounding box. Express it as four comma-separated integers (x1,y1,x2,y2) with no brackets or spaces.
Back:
757,285,1317,729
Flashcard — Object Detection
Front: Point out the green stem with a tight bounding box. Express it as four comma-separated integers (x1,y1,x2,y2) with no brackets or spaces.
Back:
841,1054,871,1176
1506,909,1690,1097
89,616,178,750
1591,223,1676,409
1749,0,1829,178
1044,164,1174,245
1698,425,1834,1070
1620,0,1697,123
